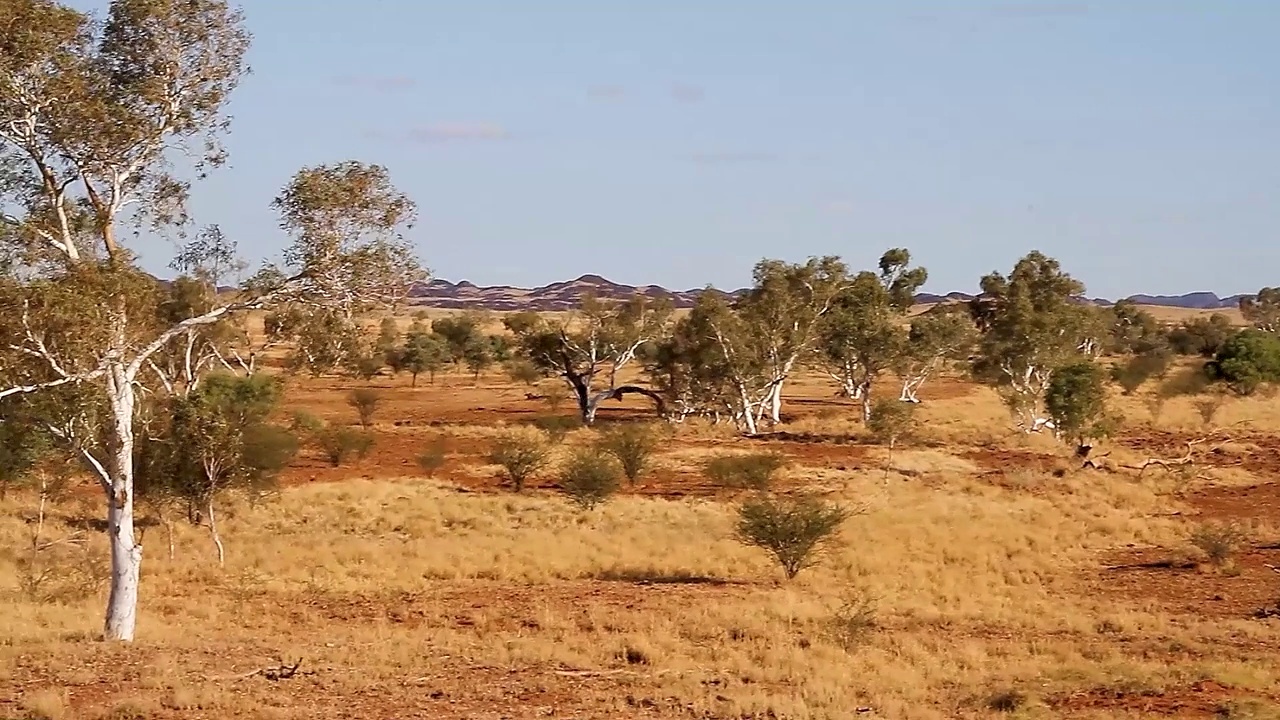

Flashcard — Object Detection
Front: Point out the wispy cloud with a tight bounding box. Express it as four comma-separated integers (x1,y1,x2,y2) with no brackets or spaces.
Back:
408,122,509,142
986,2,1090,18
587,84,625,101
332,75,417,92
687,151,777,166
671,83,705,104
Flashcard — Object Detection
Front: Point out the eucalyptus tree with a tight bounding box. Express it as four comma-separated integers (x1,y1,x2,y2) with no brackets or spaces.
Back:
817,249,926,421
1240,287,1280,333
895,303,976,403
508,293,672,424
969,251,1096,432
0,0,423,640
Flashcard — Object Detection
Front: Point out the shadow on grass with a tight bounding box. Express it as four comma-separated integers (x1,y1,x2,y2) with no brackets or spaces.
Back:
591,568,739,586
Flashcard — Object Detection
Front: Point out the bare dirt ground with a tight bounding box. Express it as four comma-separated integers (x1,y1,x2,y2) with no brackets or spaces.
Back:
4,360,1280,719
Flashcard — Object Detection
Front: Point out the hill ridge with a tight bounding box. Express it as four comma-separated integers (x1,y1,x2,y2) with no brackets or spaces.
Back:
407,275,1250,312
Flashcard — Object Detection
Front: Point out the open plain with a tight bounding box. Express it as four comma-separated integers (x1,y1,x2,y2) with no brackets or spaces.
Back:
3,309,1280,720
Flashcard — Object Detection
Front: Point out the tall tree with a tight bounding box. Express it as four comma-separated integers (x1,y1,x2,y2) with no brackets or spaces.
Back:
735,256,851,425
969,251,1097,432
817,249,926,421
510,293,672,424
0,0,422,640
895,303,976,403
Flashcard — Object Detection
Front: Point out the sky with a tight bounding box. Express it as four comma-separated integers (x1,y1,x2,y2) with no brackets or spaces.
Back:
68,1,1280,299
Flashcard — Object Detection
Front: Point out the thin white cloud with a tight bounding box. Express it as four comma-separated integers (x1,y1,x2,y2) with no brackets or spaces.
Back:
332,75,417,92
409,122,509,142
671,83,705,103
587,84,626,101
688,152,777,166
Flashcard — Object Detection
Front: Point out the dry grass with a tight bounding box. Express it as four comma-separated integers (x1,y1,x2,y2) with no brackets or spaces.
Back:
3,352,1280,718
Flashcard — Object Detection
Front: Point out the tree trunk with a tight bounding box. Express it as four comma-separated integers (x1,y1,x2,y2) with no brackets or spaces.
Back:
411,372,418,388
766,380,784,425
859,381,873,423
207,500,225,566
104,366,142,642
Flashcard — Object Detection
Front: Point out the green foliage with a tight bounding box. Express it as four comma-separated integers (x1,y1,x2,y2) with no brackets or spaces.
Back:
504,358,543,385
416,437,449,477
350,354,382,381
134,373,298,558
463,334,493,381
346,387,382,429
1167,314,1233,357
1106,300,1167,355
1189,522,1249,568
1045,361,1113,448
704,453,788,491
0,401,54,498
594,422,662,484
557,447,622,510
865,398,917,449
736,493,850,579
375,317,400,356
1205,329,1280,395
532,414,580,444
1239,287,1280,333
431,314,485,367
315,426,375,468
487,428,553,491
969,251,1099,431
399,325,448,386
1110,348,1173,395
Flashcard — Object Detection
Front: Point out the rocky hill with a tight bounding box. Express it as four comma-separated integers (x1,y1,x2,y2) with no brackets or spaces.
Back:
408,275,1249,312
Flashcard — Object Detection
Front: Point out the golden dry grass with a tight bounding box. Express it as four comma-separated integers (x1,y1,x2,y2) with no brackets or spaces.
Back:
3,352,1280,718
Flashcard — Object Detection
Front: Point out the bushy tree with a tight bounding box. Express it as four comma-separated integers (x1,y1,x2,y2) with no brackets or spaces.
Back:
1205,329,1280,395
1167,314,1233,357
1044,361,1114,452
1239,287,1280,333
970,252,1099,432
557,447,622,510
595,422,662,484
487,428,553,491
347,387,382,429
399,323,448,386
736,493,849,580
818,250,926,421
866,398,917,469
135,373,297,565
0,0,422,640
1110,348,1173,395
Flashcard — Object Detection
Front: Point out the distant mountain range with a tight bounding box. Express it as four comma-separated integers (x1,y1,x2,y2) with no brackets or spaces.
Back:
407,274,1250,312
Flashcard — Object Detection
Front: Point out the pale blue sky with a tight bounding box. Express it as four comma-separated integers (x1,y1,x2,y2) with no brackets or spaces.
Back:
74,1,1280,298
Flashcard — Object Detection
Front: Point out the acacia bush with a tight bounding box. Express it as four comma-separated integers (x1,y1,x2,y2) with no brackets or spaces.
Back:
558,448,622,510
704,453,788,490
532,415,580,444
1190,521,1249,568
1110,349,1173,395
316,427,375,467
595,423,662,484
487,428,553,491
416,437,450,477
735,493,850,579
347,388,383,429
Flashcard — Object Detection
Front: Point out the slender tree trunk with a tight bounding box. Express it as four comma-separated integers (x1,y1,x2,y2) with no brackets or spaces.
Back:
859,381,873,423
207,500,225,566
104,365,142,642
767,380,784,425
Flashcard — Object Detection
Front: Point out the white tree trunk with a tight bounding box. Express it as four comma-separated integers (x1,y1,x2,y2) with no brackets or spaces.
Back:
768,380,784,424
207,500,225,566
104,366,142,642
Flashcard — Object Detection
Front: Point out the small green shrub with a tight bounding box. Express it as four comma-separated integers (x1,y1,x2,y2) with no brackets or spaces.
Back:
826,591,877,651
488,429,553,491
865,398,917,456
735,493,849,579
416,437,449,477
704,453,788,490
595,423,662,484
558,448,622,510
1190,521,1249,567
316,427,375,467
532,415,580,444
346,387,383,429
